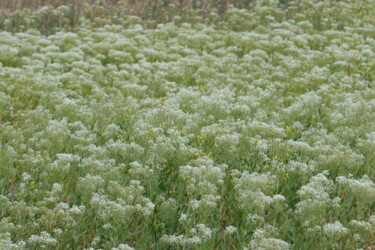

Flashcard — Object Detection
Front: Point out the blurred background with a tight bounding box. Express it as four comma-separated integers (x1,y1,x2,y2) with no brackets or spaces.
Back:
0,0,290,34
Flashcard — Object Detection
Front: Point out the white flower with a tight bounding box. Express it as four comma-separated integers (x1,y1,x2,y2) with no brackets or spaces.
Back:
323,221,348,239
192,224,212,240
53,228,63,235
22,172,31,181
28,231,57,246
224,226,237,235
179,213,187,223
112,244,135,250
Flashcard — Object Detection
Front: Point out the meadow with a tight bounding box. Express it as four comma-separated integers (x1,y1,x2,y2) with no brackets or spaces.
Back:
0,0,375,249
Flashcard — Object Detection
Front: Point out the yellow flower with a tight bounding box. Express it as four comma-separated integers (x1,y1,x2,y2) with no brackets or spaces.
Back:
196,134,206,145
160,97,166,104
197,134,206,140
253,139,259,145
199,85,207,92
285,126,291,134
286,149,292,157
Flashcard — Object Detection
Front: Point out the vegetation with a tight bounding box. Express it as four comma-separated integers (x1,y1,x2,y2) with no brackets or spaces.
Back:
0,0,375,249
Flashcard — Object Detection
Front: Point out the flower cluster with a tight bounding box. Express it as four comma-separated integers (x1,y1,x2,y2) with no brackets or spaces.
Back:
1,0,375,248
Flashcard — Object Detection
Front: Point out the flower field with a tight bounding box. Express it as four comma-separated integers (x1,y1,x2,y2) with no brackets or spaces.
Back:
1,0,375,249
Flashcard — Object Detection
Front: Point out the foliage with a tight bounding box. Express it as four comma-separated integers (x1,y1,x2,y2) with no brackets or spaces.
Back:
1,0,375,249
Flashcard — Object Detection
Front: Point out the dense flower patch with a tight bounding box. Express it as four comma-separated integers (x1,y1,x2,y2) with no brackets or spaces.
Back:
0,0,375,249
